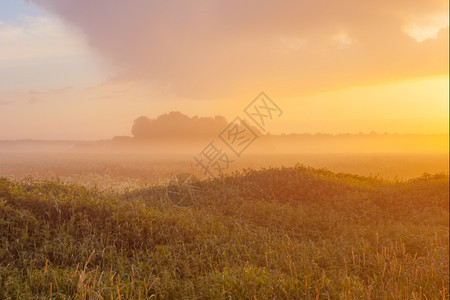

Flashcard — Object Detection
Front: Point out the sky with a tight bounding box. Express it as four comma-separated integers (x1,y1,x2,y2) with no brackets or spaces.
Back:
0,0,448,140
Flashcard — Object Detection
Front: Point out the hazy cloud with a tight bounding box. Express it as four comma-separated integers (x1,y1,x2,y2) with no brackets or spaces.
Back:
0,99,12,105
28,96,41,104
28,86,73,96
403,11,449,42
28,0,449,98
0,15,88,62
25,86,73,104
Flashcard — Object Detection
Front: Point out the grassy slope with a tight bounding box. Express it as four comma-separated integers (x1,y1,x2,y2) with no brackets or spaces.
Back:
0,165,448,299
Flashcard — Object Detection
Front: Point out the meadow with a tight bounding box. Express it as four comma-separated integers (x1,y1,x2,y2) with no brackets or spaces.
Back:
0,152,448,189
0,164,448,299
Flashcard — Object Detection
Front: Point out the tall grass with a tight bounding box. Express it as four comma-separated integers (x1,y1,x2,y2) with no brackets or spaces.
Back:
0,165,448,299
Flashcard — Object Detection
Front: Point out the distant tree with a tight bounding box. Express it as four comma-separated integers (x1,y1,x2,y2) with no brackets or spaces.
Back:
130,111,253,140
131,116,152,139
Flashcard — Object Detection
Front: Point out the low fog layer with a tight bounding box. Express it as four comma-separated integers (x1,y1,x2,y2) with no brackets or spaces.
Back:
0,111,448,154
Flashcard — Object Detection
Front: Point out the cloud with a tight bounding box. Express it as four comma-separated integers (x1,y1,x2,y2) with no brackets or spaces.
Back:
28,0,449,98
332,31,353,48
0,99,13,105
26,86,73,104
403,11,449,42
0,15,87,62
28,96,41,104
28,86,73,96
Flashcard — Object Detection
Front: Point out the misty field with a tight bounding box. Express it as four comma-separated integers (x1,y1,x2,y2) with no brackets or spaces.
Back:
0,152,448,188
0,165,448,299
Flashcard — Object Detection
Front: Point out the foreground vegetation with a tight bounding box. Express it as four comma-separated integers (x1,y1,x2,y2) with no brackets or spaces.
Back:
0,165,448,299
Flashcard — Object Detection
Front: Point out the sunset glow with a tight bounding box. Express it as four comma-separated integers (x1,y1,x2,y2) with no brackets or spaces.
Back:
0,2,449,298
0,0,448,140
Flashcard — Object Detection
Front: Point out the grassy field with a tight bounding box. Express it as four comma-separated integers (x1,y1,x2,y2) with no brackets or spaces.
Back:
1,152,448,186
0,165,448,299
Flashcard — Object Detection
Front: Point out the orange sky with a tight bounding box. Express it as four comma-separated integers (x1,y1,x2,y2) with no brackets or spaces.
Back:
0,0,448,140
